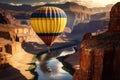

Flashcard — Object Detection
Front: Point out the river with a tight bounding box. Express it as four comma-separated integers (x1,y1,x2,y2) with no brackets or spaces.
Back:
34,47,76,80
35,58,72,80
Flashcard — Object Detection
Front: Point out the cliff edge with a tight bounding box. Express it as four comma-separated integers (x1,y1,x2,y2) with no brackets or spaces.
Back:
73,2,120,80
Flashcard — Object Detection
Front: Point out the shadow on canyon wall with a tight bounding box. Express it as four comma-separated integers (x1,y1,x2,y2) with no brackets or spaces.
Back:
0,63,27,80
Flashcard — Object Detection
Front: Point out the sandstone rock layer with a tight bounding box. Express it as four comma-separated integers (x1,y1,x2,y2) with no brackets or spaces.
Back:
73,2,120,80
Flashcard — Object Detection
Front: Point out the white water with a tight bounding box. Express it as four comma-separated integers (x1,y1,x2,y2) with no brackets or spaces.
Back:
35,58,72,80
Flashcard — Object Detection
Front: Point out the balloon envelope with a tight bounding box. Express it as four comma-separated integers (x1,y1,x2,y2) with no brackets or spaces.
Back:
30,6,67,46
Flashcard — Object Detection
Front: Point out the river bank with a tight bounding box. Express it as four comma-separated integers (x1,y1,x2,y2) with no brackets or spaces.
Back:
29,47,79,80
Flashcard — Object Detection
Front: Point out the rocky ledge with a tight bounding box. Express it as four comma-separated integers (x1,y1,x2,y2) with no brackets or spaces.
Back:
73,2,120,80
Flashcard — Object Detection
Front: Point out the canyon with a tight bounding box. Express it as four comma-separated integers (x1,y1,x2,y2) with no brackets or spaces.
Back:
0,1,119,80
0,10,42,79
0,2,112,29
73,2,120,80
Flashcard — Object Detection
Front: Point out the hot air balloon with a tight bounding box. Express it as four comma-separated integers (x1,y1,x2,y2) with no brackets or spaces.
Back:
30,6,67,47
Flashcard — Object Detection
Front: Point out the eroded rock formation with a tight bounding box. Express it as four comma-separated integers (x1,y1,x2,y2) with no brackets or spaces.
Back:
73,2,120,80
0,9,10,24
0,8,21,25
108,2,120,31
0,43,9,69
0,24,40,79
0,24,38,69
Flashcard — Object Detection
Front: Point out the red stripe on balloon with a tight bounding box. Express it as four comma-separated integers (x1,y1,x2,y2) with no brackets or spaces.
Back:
39,36,58,46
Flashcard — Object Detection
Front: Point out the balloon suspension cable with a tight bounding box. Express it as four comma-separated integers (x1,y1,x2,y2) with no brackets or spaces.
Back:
47,46,51,53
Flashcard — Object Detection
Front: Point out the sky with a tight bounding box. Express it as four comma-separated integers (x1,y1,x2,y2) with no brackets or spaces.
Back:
0,0,120,7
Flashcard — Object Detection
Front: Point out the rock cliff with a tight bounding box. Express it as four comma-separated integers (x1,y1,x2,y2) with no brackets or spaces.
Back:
69,20,108,40
0,8,23,25
0,8,10,24
0,2,112,29
108,2,120,31
73,2,120,80
0,24,41,79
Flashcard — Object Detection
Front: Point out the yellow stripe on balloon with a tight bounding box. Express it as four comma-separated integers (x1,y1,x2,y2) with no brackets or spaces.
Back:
30,18,67,33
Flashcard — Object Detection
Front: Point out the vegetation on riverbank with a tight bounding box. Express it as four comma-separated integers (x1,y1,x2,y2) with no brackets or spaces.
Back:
28,56,38,80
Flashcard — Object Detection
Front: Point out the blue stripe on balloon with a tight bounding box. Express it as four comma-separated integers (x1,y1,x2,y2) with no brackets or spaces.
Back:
31,13,67,18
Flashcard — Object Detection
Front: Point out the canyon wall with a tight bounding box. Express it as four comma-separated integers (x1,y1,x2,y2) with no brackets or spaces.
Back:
0,8,22,25
0,23,41,79
0,2,112,29
73,2,120,80
0,25,31,68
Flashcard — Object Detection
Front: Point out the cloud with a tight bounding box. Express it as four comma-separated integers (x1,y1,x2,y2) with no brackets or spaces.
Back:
31,2,46,6
9,3,22,6
7,0,120,7
62,0,119,8
31,0,66,6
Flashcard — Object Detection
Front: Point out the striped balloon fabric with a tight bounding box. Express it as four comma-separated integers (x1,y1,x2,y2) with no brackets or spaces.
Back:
30,6,67,46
